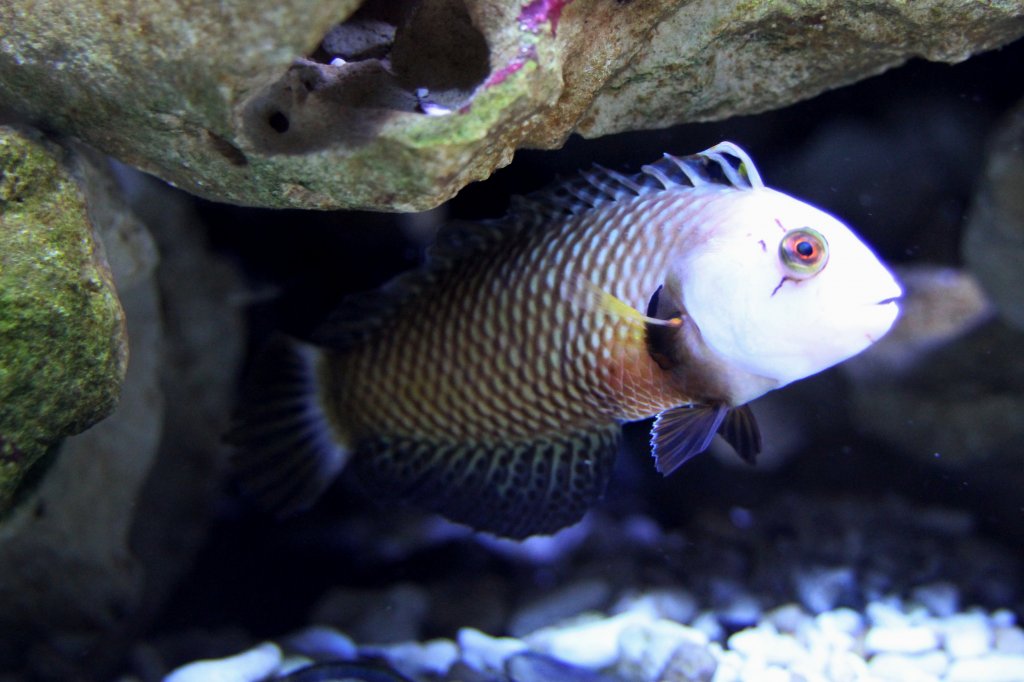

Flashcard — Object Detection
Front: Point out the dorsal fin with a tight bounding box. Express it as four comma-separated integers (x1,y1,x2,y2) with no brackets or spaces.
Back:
510,141,763,223
310,142,763,350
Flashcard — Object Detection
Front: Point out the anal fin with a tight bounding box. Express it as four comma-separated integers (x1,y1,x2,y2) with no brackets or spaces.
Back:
353,425,622,539
226,335,349,516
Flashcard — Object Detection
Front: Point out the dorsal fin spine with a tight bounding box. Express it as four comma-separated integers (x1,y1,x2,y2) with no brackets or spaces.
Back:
594,165,645,195
670,156,710,187
704,141,764,189
640,162,675,190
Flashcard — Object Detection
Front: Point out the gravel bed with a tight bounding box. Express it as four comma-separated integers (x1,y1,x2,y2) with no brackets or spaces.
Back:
147,493,1022,682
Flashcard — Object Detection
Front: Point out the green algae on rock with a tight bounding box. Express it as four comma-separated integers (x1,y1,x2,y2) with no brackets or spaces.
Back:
0,127,127,512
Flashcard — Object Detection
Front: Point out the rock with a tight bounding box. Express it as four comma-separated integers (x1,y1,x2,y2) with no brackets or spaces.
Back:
657,640,718,682
792,566,858,615
911,582,961,619
995,626,1024,654
0,154,246,679
0,138,154,677
456,627,528,676
164,642,282,682
824,650,869,682
3,3,1024,210
842,265,994,381
610,588,698,625
715,589,763,632
963,99,1024,331
867,652,945,682
765,604,811,635
505,651,623,682
0,126,126,511
283,626,358,661
508,579,612,637
361,639,458,679
617,618,709,680
946,654,1024,682
940,613,992,659
526,611,650,670
850,317,1024,467
310,583,430,644
691,611,725,643
727,625,808,667
814,608,865,638
864,625,940,655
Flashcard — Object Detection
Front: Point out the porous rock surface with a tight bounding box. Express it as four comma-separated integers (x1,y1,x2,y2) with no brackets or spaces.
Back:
1,1,1022,210
963,98,1024,331
0,126,127,512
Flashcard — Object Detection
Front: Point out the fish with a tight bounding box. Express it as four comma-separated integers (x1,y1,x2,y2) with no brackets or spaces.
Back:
228,142,902,539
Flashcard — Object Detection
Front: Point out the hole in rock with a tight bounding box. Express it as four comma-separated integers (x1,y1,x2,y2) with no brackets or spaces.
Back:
241,0,491,153
267,111,290,134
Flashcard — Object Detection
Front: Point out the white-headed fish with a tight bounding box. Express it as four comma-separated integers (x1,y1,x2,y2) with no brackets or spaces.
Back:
229,143,902,539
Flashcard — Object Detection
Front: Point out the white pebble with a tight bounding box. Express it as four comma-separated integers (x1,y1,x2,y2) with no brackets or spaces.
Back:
456,628,528,674
659,640,719,682
618,618,709,679
992,609,1018,628
283,625,357,660
362,639,457,678
864,624,939,654
710,647,743,682
718,592,762,630
866,600,910,628
825,650,869,682
727,625,808,666
164,642,282,682
868,652,942,682
526,611,649,669
794,566,856,614
941,612,992,659
910,582,960,618
946,654,1024,682
611,587,698,624
995,626,1024,654
816,607,865,636
767,603,810,634
740,664,791,682
508,579,611,636
693,610,725,642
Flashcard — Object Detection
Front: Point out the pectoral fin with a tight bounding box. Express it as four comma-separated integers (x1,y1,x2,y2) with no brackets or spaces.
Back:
650,403,762,475
650,404,729,475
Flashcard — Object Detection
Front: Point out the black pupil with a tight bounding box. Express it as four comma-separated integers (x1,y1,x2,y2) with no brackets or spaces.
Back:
796,240,815,258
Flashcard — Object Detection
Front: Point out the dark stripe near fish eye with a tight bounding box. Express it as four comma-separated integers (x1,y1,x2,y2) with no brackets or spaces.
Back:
646,285,664,318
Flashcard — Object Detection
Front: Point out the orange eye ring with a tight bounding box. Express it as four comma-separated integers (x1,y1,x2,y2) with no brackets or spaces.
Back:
779,227,829,278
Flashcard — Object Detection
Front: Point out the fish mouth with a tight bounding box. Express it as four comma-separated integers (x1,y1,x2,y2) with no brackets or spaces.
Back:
876,296,900,306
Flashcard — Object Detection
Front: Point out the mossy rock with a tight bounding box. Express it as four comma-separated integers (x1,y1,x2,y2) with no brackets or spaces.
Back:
0,127,127,512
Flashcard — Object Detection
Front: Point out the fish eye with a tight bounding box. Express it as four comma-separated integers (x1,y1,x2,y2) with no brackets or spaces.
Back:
779,227,829,278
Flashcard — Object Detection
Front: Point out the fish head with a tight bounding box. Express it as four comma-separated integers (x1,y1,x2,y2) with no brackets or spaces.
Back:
675,187,902,398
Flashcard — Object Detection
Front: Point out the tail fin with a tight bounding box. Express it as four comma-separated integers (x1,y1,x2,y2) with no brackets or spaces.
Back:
226,334,349,516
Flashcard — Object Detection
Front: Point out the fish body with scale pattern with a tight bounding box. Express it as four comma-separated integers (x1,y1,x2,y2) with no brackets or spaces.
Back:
230,143,901,538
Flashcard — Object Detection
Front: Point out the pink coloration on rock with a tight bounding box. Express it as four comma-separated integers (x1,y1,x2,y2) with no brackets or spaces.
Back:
483,46,538,89
519,0,573,36
485,58,527,88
